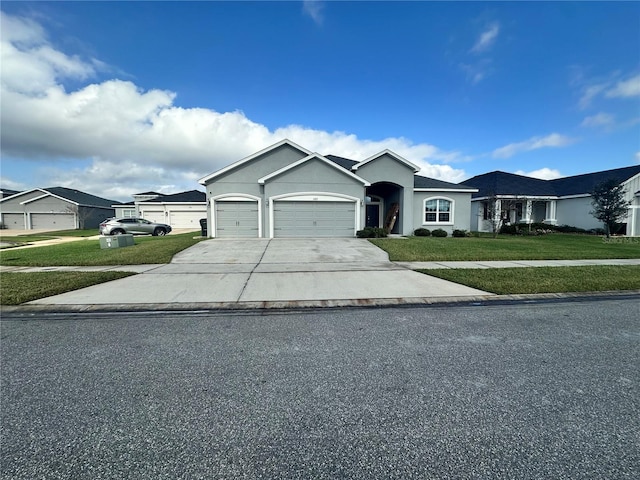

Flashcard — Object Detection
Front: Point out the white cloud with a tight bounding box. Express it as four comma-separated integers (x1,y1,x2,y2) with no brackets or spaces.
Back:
470,23,500,54
576,73,640,109
580,112,615,128
0,12,95,93
514,168,563,180
605,74,640,98
302,0,325,26
460,22,499,84
0,11,467,200
460,59,492,85
492,133,576,159
578,83,607,110
635,151,640,163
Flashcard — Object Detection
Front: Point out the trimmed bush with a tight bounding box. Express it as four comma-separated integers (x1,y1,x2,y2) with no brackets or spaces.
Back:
413,228,431,237
356,227,388,238
499,224,519,235
452,229,468,238
432,228,448,237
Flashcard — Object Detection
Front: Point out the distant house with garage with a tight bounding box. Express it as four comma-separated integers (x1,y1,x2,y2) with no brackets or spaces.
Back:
0,187,118,231
462,165,640,236
198,139,478,238
113,190,206,229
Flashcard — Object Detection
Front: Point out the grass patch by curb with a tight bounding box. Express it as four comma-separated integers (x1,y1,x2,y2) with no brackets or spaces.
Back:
0,233,204,266
421,265,640,295
372,235,640,261
0,271,136,305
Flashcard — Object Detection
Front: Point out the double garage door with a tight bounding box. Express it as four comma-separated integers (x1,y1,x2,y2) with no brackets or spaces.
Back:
214,199,356,237
273,201,356,237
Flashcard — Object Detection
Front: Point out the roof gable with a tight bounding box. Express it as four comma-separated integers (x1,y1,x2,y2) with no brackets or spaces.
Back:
258,153,370,186
0,187,119,207
199,139,312,184
352,150,420,173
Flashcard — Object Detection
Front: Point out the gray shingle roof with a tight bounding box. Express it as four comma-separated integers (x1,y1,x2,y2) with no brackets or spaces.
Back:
325,154,358,170
413,175,477,190
462,165,640,198
461,171,556,197
325,154,475,190
550,165,640,196
45,187,121,207
145,190,206,203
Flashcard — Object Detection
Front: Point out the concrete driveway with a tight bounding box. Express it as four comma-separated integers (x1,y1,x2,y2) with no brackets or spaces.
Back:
27,238,492,309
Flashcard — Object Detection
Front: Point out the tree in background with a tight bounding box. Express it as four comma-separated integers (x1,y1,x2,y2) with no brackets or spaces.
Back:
590,179,631,238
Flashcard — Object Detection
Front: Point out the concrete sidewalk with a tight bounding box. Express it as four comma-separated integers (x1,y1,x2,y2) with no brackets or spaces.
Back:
12,238,493,310
3,238,639,311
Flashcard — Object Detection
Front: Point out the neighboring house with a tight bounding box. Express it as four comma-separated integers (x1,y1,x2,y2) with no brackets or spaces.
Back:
113,190,206,229
0,187,118,230
198,139,477,238
462,165,640,236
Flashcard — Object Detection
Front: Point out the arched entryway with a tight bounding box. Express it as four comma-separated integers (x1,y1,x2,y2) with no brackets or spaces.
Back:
365,182,403,234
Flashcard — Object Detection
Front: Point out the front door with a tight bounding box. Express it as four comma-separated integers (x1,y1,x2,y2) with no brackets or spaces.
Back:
366,204,380,228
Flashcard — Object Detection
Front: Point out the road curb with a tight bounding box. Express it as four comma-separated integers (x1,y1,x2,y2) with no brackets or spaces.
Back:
2,290,638,315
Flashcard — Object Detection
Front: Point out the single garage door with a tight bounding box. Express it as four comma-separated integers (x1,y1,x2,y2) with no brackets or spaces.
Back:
169,210,205,229
215,201,259,237
2,213,26,229
31,213,75,230
273,201,356,237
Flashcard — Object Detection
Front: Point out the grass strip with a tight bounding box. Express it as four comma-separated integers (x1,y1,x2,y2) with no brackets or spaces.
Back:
0,271,135,305
0,229,98,244
0,233,204,266
372,235,640,261
421,265,640,295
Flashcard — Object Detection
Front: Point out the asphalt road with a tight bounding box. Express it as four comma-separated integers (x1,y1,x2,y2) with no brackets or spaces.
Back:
2,298,639,479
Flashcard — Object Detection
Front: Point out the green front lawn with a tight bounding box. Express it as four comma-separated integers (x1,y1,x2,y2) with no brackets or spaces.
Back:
371,234,640,261
0,229,98,243
0,232,205,266
423,265,640,295
0,271,135,305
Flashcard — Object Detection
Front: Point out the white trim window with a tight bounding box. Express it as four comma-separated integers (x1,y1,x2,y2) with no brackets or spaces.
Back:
424,197,453,224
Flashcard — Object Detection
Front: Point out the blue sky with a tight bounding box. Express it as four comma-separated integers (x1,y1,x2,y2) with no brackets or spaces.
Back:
1,1,638,201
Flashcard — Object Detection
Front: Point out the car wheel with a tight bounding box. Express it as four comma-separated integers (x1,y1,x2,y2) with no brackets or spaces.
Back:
112,229,125,235
153,228,167,236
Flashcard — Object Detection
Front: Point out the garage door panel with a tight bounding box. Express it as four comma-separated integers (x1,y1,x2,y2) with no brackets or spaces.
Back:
215,201,259,237
273,201,355,237
142,211,165,223
31,213,75,230
169,211,205,229
2,213,26,229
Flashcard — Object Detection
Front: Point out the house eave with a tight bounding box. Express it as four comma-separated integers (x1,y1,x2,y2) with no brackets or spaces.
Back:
471,195,559,201
258,153,371,186
198,138,313,185
414,188,479,193
352,149,420,173
21,191,80,206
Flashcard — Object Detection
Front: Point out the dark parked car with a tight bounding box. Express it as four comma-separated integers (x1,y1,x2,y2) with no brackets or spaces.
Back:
99,218,172,236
